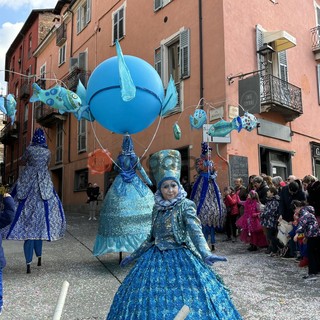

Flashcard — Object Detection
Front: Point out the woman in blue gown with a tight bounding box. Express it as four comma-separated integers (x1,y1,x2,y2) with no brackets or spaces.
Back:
93,135,154,255
106,149,242,320
6,128,66,273
191,142,226,251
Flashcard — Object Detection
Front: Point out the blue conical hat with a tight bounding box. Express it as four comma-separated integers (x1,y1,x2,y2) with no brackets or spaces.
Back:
149,149,181,189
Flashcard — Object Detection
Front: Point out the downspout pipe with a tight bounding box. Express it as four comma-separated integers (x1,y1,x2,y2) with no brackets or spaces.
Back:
198,0,204,107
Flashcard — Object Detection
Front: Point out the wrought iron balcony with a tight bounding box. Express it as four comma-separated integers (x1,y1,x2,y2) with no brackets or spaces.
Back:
0,122,19,145
35,102,67,128
310,26,320,53
20,80,31,100
56,22,67,46
260,74,302,122
61,68,90,91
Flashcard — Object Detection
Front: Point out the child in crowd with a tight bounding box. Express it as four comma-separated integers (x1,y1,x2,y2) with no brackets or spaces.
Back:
291,200,320,281
0,193,15,314
236,190,268,251
223,186,239,242
260,187,281,256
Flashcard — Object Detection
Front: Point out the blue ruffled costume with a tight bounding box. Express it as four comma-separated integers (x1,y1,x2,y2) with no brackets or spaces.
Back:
93,135,154,255
6,129,66,241
107,150,241,320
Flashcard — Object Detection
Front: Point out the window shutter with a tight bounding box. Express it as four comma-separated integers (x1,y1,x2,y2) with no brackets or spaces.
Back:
317,65,320,105
180,28,190,79
86,0,91,24
76,7,81,33
278,51,288,82
69,57,78,71
317,7,320,26
154,47,162,79
154,0,163,11
256,25,264,70
78,52,87,70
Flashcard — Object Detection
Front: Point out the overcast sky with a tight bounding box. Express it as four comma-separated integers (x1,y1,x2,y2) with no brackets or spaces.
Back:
0,0,57,95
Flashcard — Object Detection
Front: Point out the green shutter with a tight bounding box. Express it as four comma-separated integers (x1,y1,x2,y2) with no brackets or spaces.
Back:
154,48,162,79
180,29,190,79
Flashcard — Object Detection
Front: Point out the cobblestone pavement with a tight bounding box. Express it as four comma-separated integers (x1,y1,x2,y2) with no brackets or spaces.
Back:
1,212,319,320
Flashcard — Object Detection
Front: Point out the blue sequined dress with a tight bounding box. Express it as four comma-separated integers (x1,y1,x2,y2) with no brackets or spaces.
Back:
6,145,66,241
93,153,154,255
107,193,242,319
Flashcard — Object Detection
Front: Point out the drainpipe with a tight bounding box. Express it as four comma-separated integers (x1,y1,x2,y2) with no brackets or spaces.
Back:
66,8,74,164
198,0,204,106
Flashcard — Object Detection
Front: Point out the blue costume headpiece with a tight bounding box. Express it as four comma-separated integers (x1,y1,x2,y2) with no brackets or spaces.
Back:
149,149,181,189
121,135,135,155
31,128,48,148
201,142,212,158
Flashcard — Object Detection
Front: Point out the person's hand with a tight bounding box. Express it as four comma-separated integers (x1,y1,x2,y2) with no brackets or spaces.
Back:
120,256,133,267
204,254,227,266
3,193,11,198
293,234,298,242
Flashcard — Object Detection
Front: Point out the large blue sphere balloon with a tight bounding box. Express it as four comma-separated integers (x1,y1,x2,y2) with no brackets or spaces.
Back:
87,55,164,134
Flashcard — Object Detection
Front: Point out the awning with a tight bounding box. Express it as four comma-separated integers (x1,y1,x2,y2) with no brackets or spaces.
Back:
263,30,296,52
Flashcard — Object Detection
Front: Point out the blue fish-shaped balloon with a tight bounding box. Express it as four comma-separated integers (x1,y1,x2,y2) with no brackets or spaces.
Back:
30,83,83,115
190,109,207,129
208,116,242,137
73,80,95,122
0,94,17,125
241,112,258,132
173,122,181,140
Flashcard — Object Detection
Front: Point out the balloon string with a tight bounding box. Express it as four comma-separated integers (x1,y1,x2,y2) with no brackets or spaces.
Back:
88,113,163,172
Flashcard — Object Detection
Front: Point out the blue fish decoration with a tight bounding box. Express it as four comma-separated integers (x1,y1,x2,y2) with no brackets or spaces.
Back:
160,75,178,116
241,112,258,132
0,94,17,125
73,80,95,122
190,109,207,129
30,83,83,116
173,122,181,140
208,116,242,137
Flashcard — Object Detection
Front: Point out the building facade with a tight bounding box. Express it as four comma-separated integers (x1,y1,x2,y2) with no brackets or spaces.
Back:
3,0,320,212
1,9,58,185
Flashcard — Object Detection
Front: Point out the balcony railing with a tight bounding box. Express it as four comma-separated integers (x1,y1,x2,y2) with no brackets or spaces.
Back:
61,68,90,92
0,122,19,145
56,23,67,46
35,102,67,128
260,74,303,121
20,80,31,100
311,26,320,52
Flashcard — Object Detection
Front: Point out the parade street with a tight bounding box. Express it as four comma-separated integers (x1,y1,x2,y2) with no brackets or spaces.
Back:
1,212,319,320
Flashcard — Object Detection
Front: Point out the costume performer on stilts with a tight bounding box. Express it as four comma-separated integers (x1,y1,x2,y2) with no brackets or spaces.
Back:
6,128,66,274
93,135,154,256
190,142,226,251
107,149,242,320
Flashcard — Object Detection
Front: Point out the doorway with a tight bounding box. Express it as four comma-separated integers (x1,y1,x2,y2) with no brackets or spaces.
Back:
259,146,292,180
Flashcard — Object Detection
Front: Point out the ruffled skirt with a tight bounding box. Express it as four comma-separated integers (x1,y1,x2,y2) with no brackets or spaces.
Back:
107,247,242,320
93,175,154,255
5,182,65,241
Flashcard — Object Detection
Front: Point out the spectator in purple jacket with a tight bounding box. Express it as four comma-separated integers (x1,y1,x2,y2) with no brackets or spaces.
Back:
292,200,320,281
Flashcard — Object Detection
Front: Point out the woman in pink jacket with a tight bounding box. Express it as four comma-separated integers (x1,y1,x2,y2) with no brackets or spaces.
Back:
223,186,239,242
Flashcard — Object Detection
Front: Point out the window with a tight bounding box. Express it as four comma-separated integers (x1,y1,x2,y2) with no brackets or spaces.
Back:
76,0,91,34
74,169,88,191
112,5,125,43
56,122,63,164
154,0,173,11
155,28,190,114
58,43,66,66
40,63,46,88
78,119,86,152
